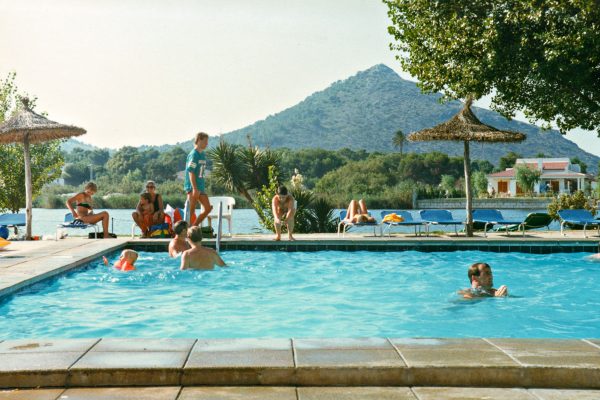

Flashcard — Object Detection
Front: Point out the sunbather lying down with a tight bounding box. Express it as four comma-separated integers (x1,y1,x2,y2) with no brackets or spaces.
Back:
343,199,376,224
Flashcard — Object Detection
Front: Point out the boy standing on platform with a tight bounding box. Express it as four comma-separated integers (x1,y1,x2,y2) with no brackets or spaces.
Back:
184,132,213,226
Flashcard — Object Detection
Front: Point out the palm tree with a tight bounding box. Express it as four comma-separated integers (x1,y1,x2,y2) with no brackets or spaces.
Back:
208,138,281,225
392,129,406,157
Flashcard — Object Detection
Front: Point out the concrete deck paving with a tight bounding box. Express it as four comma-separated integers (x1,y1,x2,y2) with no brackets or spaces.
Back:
1,235,600,395
2,387,600,399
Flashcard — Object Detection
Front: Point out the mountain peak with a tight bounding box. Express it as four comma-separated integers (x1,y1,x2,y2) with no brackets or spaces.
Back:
360,63,397,75
133,64,598,172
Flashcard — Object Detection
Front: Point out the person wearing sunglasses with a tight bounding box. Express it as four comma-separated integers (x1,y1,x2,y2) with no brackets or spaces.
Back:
132,180,165,236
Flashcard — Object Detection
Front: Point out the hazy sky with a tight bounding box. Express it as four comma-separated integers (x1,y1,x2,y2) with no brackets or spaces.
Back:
1,0,598,155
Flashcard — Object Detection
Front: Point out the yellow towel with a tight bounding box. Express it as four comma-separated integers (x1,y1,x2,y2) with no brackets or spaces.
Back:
0,238,10,248
382,213,404,223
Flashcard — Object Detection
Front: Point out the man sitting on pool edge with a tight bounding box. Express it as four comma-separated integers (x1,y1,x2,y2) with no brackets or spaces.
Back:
181,226,226,270
460,262,508,298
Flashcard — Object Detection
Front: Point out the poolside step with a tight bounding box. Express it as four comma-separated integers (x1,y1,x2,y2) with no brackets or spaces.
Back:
0,338,599,389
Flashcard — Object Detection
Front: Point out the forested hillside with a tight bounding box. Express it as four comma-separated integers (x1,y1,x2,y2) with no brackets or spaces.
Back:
64,64,599,172
221,64,600,172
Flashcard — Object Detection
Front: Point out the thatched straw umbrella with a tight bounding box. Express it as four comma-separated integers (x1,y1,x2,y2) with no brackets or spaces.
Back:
408,98,526,237
0,98,85,239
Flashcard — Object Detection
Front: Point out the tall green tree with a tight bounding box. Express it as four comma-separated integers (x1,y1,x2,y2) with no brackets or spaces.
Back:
277,148,346,188
0,72,64,213
570,157,588,174
384,0,600,134
208,140,280,224
515,165,541,195
106,147,142,177
497,151,521,171
392,129,406,157
439,175,456,197
471,171,489,198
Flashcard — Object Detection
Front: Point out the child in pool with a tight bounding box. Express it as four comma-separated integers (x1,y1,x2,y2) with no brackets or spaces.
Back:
103,249,138,271
169,220,191,257
459,262,508,298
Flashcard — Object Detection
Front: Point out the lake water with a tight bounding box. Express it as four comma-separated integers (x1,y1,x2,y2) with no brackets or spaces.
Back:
11,208,557,237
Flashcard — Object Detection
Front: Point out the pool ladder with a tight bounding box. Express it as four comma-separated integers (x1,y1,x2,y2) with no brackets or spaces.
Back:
215,201,223,253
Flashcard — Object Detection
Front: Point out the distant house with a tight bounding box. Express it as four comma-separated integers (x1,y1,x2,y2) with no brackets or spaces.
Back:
487,158,596,197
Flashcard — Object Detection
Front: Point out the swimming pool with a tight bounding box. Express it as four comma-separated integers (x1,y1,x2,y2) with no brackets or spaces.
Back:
1,250,598,339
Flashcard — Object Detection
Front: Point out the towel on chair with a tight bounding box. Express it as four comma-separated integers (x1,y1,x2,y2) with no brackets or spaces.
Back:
382,213,404,223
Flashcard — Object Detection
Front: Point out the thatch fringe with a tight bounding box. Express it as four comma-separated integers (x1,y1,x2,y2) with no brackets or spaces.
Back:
408,100,526,143
0,100,85,144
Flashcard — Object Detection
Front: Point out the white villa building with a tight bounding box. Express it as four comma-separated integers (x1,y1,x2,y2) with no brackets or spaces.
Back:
487,158,596,197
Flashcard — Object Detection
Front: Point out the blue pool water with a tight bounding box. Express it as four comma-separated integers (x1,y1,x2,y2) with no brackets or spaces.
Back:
1,250,599,339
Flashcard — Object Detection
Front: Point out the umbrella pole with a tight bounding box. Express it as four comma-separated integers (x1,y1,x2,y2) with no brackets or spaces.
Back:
463,140,473,237
23,135,33,240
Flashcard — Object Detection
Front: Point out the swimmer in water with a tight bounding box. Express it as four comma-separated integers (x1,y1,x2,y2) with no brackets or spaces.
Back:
180,226,226,270
459,262,508,299
103,249,138,271
585,253,600,261
169,220,191,257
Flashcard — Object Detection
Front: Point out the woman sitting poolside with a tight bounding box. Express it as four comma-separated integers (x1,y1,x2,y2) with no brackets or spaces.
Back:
342,199,376,224
66,182,111,239
132,180,165,235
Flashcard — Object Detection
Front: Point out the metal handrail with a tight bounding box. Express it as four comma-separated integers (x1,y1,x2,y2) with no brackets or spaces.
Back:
216,201,223,253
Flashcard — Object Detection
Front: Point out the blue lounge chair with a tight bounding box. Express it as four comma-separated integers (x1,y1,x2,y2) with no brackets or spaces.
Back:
56,213,99,240
337,210,381,237
380,210,424,237
558,209,600,238
419,209,464,236
473,209,525,237
0,213,25,238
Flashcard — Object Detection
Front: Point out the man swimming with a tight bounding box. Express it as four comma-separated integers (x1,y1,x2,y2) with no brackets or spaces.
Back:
460,262,508,298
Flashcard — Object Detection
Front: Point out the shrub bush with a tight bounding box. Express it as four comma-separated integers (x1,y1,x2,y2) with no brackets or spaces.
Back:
547,190,597,221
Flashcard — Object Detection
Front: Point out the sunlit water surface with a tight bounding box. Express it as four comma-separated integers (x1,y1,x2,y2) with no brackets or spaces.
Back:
1,250,598,338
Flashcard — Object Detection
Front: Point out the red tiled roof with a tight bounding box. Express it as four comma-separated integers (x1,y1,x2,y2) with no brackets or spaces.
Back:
488,169,515,178
543,162,568,170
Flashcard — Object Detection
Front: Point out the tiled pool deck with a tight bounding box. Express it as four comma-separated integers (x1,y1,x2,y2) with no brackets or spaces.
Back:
1,233,600,396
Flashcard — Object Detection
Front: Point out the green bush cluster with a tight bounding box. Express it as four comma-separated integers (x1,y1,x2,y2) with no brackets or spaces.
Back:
41,145,498,213
547,191,597,221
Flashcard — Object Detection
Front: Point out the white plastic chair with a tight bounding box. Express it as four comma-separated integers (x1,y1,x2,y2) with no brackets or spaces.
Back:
206,196,236,236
